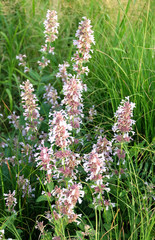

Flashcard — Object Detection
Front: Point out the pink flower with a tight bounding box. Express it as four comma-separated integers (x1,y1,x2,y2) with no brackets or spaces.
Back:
4,190,17,212
84,150,106,185
62,75,83,116
43,84,60,107
112,97,136,161
56,62,70,83
17,175,35,198
93,136,112,164
55,150,80,179
16,54,30,72
72,17,95,76
49,110,72,149
38,56,50,68
35,145,54,183
112,97,136,142
51,183,84,223
43,10,59,44
20,80,40,133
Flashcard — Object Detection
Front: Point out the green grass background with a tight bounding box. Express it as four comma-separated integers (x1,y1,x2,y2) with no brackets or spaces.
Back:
0,0,154,239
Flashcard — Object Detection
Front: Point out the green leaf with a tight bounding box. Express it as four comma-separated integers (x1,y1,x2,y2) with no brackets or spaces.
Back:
5,88,13,111
76,231,84,239
36,194,52,203
47,182,54,192
103,223,111,231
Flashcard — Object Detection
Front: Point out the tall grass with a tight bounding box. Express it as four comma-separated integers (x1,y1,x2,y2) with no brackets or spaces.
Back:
0,0,154,239
1,0,154,140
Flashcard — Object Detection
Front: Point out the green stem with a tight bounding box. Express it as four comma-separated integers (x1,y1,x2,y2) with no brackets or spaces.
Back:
0,166,5,209
95,208,98,240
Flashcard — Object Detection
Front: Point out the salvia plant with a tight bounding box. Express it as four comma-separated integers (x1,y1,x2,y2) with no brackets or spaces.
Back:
0,9,153,240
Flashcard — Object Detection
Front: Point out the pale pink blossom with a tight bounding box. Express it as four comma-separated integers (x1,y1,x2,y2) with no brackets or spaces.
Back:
16,54,30,72
20,80,40,132
112,97,136,160
84,150,106,185
43,10,59,44
62,75,83,116
35,145,54,183
7,111,20,129
112,96,136,142
72,17,95,76
56,61,70,83
49,110,72,149
38,56,50,68
4,190,17,212
43,84,60,106
51,183,84,223
17,175,35,198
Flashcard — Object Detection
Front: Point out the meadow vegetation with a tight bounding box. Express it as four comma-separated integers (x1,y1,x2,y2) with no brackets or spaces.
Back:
0,0,154,239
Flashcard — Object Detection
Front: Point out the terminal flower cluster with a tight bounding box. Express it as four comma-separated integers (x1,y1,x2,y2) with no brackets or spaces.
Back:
43,83,60,107
17,175,35,198
72,17,95,76
38,56,50,68
16,54,29,73
7,111,20,129
4,190,17,212
43,10,59,45
62,75,85,129
49,110,72,149
20,80,40,133
54,150,80,180
38,10,59,68
84,150,107,185
112,96,136,142
93,136,113,165
51,183,84,224
35,145,54,183
112,97,136,161
56,61,70,83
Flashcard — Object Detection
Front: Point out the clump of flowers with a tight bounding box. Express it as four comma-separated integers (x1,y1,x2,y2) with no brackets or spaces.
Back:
4,190,17,213
51,183,84,224
38,10,59,69
56,61,70,83
49,110,72,149
83,149,112,210
35,145,54,183
43,10,59,45
93,136,113,165
43,84,60,107
20,79,41,134
86,105,97,122
84,150,106,185
54,149,80,180
72,17,95,76
113,97,136,142
112,97,136,161
17,175,35,198
38,56,50,68
2,9,139,240
16,54,29,73
62,75,84,129
7,111,20,129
